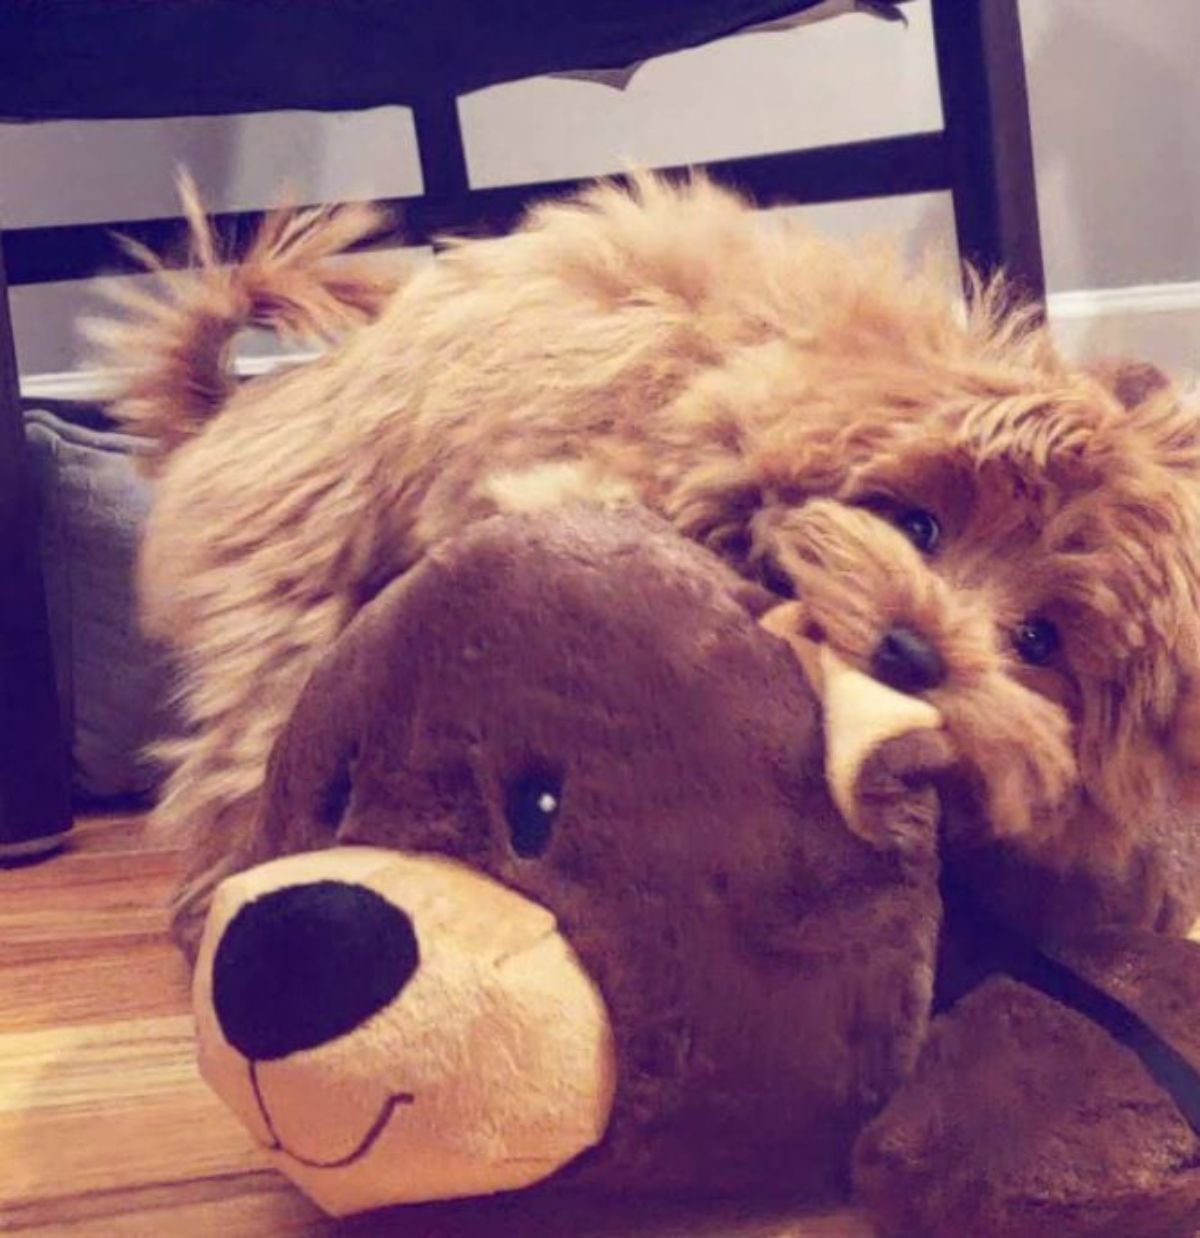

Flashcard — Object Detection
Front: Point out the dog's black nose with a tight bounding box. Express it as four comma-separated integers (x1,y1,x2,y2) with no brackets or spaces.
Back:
212,880,419,1061
870,626,946,694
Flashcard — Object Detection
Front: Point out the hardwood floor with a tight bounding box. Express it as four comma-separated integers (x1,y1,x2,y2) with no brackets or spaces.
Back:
0,815,873,1237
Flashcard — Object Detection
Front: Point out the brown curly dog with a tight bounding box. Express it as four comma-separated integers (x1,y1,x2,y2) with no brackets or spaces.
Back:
94,172,1200,954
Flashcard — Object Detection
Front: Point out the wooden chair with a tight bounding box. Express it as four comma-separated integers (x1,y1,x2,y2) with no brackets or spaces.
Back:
0,0,1044,853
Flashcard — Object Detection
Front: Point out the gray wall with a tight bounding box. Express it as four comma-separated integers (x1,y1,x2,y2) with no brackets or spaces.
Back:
3,0,1197,378
1020,0,1200,291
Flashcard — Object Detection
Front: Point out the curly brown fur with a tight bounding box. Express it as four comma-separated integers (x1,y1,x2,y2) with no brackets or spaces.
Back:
96,172,1200,954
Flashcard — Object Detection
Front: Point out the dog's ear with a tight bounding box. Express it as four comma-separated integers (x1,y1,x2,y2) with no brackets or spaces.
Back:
1092,360,1200,478
1088,358,1172,411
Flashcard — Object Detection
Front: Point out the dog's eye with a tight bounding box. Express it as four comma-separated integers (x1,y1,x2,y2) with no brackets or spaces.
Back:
895,508,941,554
1013,618,1060,666
504,766,563,858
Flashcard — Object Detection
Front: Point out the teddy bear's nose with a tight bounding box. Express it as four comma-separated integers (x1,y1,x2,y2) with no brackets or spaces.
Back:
870,626,946,694
211,880,419,1061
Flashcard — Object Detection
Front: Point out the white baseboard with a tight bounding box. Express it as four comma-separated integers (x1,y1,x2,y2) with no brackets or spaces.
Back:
19,350,317,404
1047,280,1200,375
18,281,1200,403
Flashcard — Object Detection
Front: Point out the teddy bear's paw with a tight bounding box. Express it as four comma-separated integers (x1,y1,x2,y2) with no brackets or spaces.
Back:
853,972,1200,1238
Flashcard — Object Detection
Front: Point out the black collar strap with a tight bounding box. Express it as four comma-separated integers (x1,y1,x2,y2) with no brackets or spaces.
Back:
938,879,1200,1139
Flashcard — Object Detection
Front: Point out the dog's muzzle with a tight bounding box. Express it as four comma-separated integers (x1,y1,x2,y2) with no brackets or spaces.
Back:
193,847,617,1217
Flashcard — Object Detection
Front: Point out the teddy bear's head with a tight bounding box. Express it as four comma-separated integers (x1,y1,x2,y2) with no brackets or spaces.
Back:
193,506,951,1217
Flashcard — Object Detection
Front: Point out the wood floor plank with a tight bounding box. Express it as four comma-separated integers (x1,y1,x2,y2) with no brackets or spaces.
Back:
2,1172,330,1238
0,1087,266,1206
0,823,178,970
0,911,168,968
1,847,179,898
0,1015,198,1116
1,944,189,1031
62,812,165,851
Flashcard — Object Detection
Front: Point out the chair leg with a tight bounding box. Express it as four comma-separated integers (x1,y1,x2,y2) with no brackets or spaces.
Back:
931,0,1047,306
411,94,470,222
0,237,72,858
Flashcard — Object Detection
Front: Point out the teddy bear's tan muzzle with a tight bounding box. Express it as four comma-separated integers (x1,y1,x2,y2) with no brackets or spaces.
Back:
193,847,617,1216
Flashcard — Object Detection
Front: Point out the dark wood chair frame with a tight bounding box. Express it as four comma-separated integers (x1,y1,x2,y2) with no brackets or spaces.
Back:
0,0,1043,849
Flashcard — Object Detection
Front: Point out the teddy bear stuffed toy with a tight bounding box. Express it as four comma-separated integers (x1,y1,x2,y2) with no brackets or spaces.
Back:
192,505,1200,1236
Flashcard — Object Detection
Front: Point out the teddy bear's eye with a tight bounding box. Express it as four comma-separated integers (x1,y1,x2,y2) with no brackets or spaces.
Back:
504,766,563,858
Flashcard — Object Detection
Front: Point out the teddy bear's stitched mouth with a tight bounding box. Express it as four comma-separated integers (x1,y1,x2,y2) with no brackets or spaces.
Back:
249,1061,415,1169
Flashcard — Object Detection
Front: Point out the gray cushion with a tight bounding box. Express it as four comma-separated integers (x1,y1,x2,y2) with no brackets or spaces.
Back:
24,404,178,803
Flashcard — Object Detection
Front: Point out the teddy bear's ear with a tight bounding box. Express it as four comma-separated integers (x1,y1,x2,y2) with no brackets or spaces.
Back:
257,602,390,855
